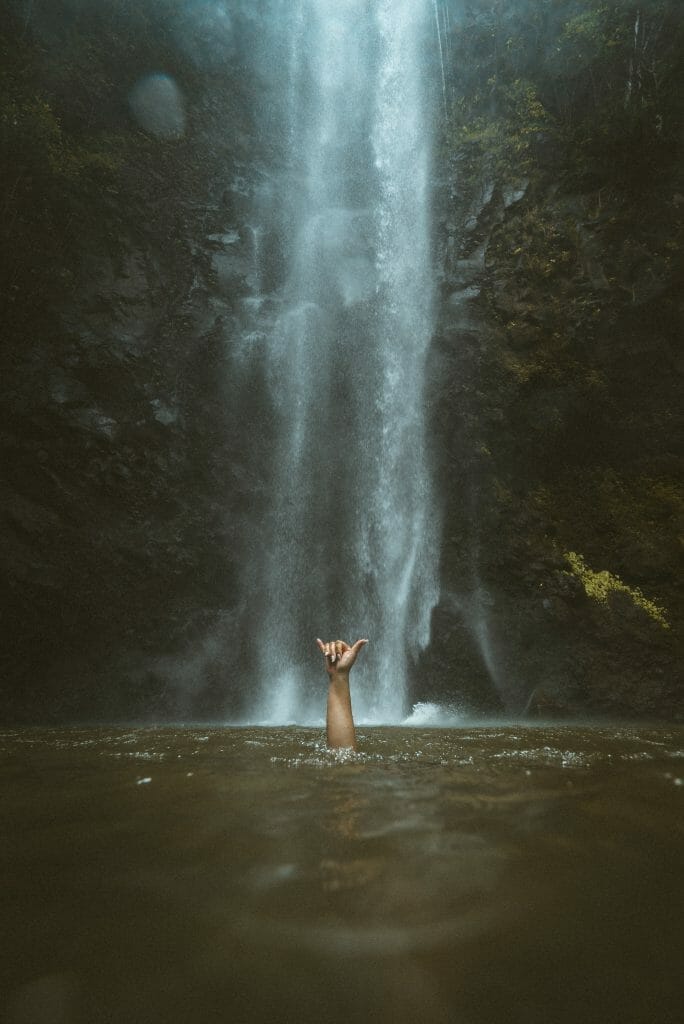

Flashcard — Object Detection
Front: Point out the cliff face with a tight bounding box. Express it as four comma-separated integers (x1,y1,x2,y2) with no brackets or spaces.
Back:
1,1,266,720
1,0,682,721
421,0,683,718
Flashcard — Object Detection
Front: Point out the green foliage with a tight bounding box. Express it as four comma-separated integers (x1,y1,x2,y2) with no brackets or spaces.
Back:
561,7,607,44
521,471,681,628
443,0,684,195
564,550,670,629
446,77,550,189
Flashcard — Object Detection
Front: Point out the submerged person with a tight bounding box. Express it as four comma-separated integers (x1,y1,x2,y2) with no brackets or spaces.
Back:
316,637,368,750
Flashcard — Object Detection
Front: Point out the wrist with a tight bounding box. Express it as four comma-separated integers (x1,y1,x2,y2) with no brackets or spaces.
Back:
328,668,350,684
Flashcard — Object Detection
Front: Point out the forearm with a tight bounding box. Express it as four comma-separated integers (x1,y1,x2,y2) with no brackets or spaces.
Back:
326,671,356,750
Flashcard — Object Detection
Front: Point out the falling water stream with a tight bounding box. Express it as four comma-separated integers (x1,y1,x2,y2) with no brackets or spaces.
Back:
240,0,439,724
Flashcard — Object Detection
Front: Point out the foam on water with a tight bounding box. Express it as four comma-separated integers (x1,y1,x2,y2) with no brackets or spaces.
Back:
402,701,464,727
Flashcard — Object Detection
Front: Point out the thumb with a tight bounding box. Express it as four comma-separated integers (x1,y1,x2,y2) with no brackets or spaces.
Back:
350,638,369,658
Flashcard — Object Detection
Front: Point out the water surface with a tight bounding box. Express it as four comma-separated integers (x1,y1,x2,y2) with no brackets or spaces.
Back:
2,725,682,1023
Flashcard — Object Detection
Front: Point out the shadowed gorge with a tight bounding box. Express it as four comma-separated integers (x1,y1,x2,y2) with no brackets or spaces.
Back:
0,0,682,722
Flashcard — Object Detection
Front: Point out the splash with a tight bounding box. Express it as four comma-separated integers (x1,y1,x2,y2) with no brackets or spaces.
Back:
403,702,464,727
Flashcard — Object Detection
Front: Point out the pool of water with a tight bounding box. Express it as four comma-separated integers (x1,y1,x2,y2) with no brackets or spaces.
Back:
2,725,683,1023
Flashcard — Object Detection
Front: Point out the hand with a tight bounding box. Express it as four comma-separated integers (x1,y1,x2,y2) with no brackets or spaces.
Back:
316,638,368,676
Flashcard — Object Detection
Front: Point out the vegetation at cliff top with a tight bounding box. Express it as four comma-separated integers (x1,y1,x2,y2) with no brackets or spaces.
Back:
445,0,684,197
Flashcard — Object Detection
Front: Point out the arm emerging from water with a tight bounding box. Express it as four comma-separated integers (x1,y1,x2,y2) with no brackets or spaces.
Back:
316,638,368,750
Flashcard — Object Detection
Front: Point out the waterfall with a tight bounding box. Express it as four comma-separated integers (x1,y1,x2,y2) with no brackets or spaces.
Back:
239,0,439,724
432,0,448,118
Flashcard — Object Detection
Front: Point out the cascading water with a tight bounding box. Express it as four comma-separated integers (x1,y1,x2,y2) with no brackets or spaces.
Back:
240,0,439,723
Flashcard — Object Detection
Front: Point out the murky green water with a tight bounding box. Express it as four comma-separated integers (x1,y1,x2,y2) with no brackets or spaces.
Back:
2,725,683,1024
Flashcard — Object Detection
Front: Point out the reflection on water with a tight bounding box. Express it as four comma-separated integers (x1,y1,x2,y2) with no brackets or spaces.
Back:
2,725,683,1023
